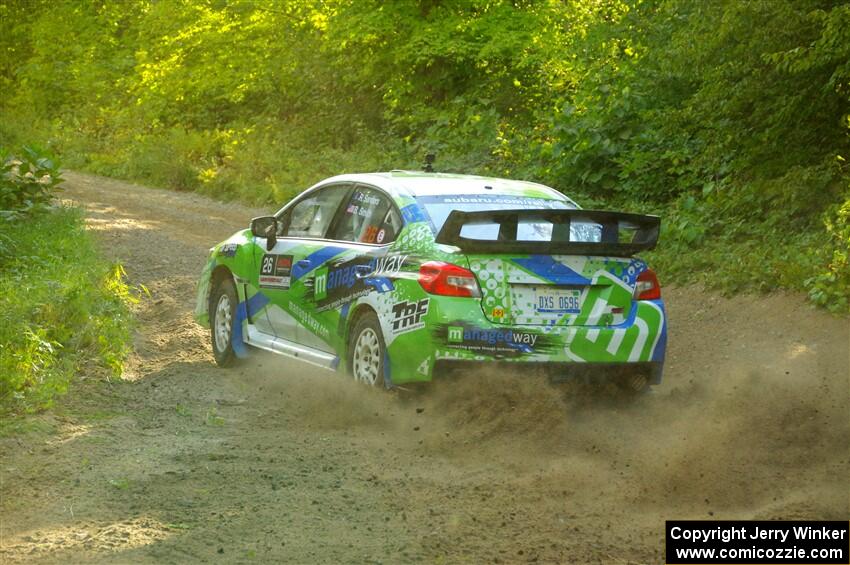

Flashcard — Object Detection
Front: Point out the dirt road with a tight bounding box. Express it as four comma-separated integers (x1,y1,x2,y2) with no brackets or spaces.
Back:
1,171,848,564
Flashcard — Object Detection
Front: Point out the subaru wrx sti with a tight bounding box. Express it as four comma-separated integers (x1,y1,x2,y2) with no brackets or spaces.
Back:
195,172,666,392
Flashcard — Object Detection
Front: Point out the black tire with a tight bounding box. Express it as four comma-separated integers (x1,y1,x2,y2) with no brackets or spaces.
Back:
210,277,239,367
347,313,387,388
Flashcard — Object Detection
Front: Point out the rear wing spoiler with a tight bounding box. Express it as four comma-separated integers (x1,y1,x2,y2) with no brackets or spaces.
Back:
434,209,661,256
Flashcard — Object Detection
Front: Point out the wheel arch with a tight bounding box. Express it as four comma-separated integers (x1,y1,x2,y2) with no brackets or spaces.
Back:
211,264,235,285
209,265,236,314
344,303,379,371
346,303,379,344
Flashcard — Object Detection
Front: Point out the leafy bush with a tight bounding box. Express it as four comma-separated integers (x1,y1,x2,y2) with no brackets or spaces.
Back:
0,147,134,414
1,145,63,217
807,187,850,313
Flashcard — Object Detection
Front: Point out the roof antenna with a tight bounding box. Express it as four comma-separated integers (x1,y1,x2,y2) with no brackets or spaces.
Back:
422,153,436,173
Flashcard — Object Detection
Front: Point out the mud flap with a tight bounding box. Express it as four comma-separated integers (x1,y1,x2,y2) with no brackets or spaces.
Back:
232,283,251,359
382,351,393,388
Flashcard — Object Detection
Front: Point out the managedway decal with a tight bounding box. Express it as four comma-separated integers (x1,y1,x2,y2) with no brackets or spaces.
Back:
310,254,408,312
433,323,558,358
289,301,330,340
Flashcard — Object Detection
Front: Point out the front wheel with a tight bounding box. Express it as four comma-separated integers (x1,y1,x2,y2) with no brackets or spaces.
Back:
210,277,239,367
348,314,387,387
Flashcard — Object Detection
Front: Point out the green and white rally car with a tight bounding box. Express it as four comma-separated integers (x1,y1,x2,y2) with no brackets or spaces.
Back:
195,171,667,391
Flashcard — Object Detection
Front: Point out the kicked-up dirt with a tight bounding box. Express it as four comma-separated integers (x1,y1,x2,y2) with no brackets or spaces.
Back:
1,171,848,564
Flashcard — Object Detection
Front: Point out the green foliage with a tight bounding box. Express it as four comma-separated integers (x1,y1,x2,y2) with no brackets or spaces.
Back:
0,0,848,309
0,207,135,413
1,146,63,217
0,148,134,414
108,477,131,490
807,184,850,312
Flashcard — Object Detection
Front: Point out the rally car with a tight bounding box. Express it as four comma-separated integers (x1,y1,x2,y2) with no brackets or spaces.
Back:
194,171,666,392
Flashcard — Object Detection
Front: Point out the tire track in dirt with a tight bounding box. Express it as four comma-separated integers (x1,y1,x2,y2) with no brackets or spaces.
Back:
1,171,847,564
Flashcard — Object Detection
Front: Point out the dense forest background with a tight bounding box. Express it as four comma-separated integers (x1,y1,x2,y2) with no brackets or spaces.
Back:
1,0,849,309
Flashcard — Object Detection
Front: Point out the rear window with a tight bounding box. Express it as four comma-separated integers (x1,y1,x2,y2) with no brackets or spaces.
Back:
416,194,601,242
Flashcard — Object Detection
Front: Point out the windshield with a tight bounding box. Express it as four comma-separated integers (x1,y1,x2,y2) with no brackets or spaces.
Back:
416,194,602,242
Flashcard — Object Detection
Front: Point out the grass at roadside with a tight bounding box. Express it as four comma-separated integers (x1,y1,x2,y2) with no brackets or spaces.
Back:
0,204,135,415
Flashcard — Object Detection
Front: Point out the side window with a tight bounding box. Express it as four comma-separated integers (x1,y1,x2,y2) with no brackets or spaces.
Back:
330,186,400,244
279,185,349,238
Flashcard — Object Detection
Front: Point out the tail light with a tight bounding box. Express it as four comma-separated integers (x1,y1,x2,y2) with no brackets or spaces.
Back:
418,261,481,298
634,269,661,300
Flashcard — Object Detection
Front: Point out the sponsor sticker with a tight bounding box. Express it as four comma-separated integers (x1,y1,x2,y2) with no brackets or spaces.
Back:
315,289,371,313
314,266,328,300
218,243,238,257
447,326,464,343
371,254,406,275
391,299,429,334
362,225,379,243
440,324,551,357
259,253,293,289
289,301,330,339
376,229,386,244
313,254,407,301
491,307,505,318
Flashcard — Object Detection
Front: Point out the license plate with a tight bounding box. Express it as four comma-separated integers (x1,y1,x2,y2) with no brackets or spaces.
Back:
533,286,582,314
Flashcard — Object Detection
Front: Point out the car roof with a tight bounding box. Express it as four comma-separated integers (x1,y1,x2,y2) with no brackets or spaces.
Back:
313,171,574,203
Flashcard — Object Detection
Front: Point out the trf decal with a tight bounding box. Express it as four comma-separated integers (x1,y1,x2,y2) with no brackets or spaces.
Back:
391,299,429,334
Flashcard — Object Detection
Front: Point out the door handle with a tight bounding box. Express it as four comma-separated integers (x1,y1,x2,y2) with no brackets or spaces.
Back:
296,259,311,268
354,264,373,279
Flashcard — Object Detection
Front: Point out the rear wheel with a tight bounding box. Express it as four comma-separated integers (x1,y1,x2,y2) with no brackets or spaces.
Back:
348,314,386,387
210,277,239,367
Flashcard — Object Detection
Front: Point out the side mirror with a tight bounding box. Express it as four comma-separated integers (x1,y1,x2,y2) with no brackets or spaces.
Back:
250,216,278,250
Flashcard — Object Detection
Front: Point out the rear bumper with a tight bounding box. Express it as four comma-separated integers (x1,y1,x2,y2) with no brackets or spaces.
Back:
388,297,667,385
